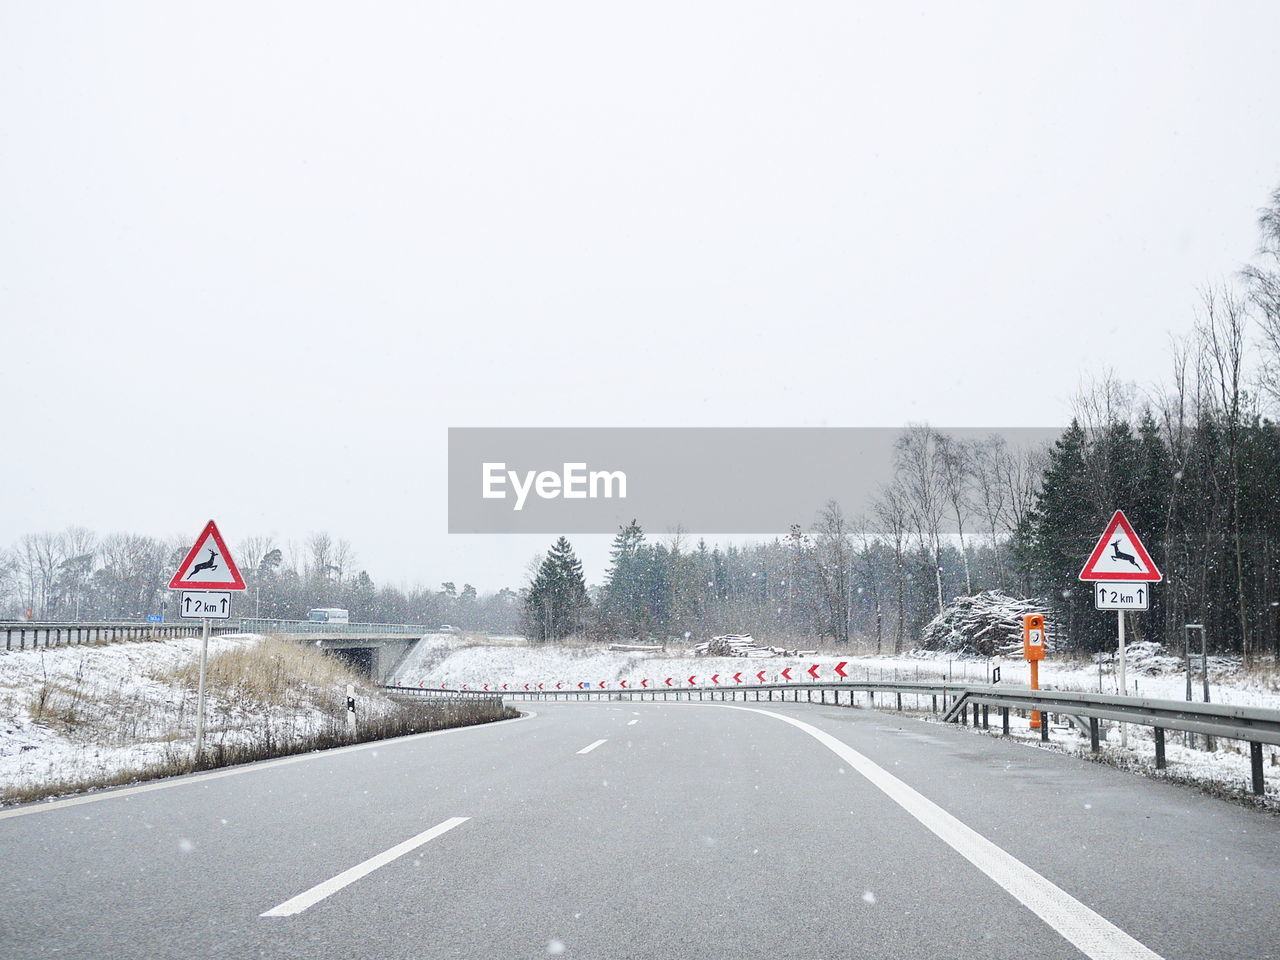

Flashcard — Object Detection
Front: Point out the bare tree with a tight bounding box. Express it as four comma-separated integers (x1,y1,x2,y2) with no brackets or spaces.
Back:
935,432,973,595
1197,285,1253,665
810,500,851,644
969,435,1011,589
895,425,947,614
874,479,911,652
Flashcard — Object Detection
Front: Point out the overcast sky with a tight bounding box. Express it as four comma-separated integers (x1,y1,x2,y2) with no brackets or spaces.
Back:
3,2,1279,592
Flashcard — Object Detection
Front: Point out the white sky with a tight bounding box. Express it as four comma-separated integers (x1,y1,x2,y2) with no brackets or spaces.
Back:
3,2,1279,591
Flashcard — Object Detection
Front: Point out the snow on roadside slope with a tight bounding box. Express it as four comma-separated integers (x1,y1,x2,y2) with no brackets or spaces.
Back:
0,633,388,799
390,635,1280,710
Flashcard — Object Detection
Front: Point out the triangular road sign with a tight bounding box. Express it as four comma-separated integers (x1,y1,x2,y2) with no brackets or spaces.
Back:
168,520,246,590
1078,510,1162,582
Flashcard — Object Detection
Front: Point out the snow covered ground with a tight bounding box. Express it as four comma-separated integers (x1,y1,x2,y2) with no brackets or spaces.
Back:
0,633,393,802
391,634,1280,804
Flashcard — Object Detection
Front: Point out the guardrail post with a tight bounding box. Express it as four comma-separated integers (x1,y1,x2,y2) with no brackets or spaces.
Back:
981,705,989,729
869,691,875,709
897,693,903,711
1154,727,1166,769
1040,716,1049,742
972,703,979,727
1251,742,1264,795
1001,707,1009,735
1090,717,1100,753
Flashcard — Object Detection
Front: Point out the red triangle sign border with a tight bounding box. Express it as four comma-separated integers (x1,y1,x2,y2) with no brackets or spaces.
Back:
168,520,247,590
1078,509,1162,583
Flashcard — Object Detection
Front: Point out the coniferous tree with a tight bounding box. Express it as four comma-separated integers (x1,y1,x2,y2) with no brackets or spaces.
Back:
525,536,590,641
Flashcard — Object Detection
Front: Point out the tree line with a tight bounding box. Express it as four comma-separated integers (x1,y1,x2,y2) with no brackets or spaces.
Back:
0,529,522,634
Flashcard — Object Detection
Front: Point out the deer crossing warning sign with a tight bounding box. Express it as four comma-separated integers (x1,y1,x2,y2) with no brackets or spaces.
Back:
168,520,246,591
1078,510,1162,583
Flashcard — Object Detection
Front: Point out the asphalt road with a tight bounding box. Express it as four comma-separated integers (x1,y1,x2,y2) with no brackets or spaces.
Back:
1,700,1277,959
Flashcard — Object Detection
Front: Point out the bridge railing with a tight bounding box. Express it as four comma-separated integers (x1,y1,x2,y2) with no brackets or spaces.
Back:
240,619,432,637
1,620,241,651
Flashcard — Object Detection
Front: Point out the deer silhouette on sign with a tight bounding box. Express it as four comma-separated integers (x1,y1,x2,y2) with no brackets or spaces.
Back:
1109,540,1141,569
189,549,219,578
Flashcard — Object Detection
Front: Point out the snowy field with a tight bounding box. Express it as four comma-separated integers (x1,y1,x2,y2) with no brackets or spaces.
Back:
0,633,394,802
391,634,1280,804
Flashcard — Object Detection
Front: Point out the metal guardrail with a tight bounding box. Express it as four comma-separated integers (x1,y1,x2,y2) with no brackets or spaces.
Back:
385,679,965,712
240,619,433,636
942,684,1280,795
387,677,1279,797
1,620,240,651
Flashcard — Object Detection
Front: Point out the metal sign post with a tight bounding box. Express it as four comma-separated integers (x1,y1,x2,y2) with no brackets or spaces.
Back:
195,616,210,759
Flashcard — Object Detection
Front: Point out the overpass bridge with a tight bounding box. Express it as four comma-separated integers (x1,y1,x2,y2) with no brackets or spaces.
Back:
1,618,435,685
237,619,432,683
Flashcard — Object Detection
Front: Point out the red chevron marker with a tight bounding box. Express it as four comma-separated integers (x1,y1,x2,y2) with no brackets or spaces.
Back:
556,681,564,689
781,667,793,680
440,684,447,690
620,680,628,688
733,672,743,683
711,674,720,684
688,675,697,685
418,681,425,688
641,679,650,688
523,683,530,691
807,664,820,679
537,682,544,690
578,681,588,689
756,670,767,682
462,684,468,690
482,683,489,691
834,661,848,678
665,677,673,687
600,681,608,688
502,683,509,691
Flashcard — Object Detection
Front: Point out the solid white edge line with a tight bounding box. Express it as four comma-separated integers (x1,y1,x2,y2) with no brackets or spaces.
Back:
260,817,470,917
0,711,536,821
718,705,1163,960
577,738,608,754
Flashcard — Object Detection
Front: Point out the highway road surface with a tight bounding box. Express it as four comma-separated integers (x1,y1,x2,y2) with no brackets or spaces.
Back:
1,700,1277,959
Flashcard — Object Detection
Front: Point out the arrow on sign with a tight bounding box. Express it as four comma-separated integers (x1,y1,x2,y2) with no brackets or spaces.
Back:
600,681,608,688
688,676,697,685
620,680,628,688
523,683,530,691
733,672,743,683
664,678,673,687
781,667,793,680
461,684,468,690
578,682,588,689
537,682,544,690
482,683,489,691
711,674,720,684
807,664,820,679
502,683,509,691
834,661,848,678
556,681,564,689
641,679,650,688
756,670,767,682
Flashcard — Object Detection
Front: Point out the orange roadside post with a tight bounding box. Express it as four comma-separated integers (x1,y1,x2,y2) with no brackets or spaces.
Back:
1023,614,1045,729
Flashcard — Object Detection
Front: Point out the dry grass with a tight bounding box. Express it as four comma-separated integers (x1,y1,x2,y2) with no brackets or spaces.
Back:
163,636,362,711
